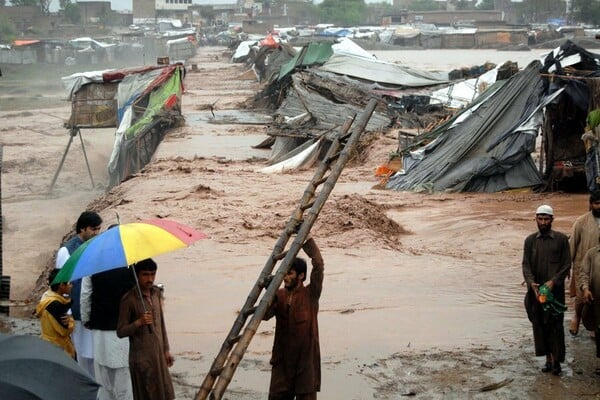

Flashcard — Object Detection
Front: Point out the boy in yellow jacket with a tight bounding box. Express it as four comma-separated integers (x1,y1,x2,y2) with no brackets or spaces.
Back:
35,269,75,358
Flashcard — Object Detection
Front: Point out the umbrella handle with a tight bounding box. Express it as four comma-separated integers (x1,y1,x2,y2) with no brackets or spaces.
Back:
130,265,153,334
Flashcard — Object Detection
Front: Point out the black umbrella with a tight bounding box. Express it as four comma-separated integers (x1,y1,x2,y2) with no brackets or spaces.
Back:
0,334,100,400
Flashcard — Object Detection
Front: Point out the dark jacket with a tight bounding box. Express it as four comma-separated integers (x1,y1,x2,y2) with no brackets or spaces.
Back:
89,267,135,330
62,236,84,320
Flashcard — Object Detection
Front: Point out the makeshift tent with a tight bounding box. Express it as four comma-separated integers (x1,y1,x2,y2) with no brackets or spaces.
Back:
538,41,600,191
386,61,547,193
54,64,184,190
107,64,184,187
278,41,333,80
250,38,458,172
319,54,448,87
385,40,600,193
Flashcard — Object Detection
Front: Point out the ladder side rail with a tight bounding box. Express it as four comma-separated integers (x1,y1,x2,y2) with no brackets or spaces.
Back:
196,115,356,400
196,131,344,399
210,99,378,399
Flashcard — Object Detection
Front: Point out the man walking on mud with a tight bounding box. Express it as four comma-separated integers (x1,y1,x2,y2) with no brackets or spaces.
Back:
522,205,571,375
264,235,324,400
568,190,600,336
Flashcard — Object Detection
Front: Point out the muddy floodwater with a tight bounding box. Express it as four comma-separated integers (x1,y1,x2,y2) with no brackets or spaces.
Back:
3,47,600,399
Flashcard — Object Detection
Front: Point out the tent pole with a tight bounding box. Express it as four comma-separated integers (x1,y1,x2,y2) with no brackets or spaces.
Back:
77,128,95,188
48,129,76,193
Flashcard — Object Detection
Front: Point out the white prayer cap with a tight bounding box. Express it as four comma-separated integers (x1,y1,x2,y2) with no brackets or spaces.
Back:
536,205,554,216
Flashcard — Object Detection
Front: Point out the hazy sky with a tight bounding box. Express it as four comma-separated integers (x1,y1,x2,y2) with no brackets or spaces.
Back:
68,0,393,13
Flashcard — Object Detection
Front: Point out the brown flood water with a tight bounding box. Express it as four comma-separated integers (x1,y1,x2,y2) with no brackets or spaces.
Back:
4,47,600,399
155,103,594,398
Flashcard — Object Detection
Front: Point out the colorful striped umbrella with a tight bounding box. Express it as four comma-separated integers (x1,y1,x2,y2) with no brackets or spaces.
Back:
53,219,208,284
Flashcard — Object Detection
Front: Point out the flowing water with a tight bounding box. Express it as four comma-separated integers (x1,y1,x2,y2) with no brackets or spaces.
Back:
150,49,591,398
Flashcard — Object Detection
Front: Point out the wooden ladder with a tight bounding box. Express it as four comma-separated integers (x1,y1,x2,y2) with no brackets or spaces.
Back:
195,99,378,400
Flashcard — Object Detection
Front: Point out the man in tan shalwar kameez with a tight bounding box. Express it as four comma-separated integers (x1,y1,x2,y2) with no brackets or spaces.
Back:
117,258,174,400
569,190,600,335
265,236,324,400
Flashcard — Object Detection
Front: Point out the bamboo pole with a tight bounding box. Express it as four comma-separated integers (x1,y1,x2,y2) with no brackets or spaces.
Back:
206,98,378,400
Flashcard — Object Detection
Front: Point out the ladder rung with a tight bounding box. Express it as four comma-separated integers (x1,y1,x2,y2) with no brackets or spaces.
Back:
195,99,378,400
326,152,341,163
228,335,242,345
242,306,257,317
301,201,315,211
315,176,327,186
209,366,224,377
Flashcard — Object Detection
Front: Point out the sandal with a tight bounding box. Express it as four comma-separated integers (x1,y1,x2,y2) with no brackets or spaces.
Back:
542,362,552,373
569,328,579,337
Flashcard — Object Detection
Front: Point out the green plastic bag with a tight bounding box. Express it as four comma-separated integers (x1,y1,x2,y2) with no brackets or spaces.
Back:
538,284,567,316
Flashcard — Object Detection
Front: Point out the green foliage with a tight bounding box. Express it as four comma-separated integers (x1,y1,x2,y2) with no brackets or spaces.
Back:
476,0,495,10
0,13,17,43
454,0,473,10
515,0,572,23
317,0,367,26
97,7,118,26
9,0,37,6
64,2,81,24
364,1,394,25
408,0,442,12
573,0,600,25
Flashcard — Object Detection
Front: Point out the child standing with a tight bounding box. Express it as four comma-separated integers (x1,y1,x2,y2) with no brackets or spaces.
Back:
35,269,75,358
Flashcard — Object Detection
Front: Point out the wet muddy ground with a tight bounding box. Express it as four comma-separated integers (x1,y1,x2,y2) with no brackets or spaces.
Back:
2,47,600,399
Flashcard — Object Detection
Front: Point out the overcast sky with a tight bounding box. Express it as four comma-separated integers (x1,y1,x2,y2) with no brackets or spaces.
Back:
67,0,392,13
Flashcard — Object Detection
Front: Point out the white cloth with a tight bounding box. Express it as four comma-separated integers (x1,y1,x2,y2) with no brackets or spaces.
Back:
80,276,92,324
73,320,95,367
94,330,132,400
55,247,70,269
95,363,133,400
94,330,129,368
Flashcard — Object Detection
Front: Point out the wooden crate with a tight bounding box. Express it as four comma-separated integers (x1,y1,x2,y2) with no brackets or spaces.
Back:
67,82,118,128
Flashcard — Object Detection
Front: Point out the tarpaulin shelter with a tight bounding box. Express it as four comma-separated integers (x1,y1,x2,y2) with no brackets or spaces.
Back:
51,64,184,191
386,40,600,193
251,38,454,173
538,41,600,191
386,61,547,193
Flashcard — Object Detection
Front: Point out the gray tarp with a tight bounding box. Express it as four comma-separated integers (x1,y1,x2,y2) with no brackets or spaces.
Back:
386,61,548,193
319,53,448,87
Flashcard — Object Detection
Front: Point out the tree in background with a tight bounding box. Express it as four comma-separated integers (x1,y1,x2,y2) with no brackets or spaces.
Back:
197,5,217,26
9,0,37,6
97,6,118,26
38,0,50,14
6,0,51,16
286,1,319,25
454,0,474,10
262,0,272,15
63,1,81,24
0,13,17,43
476,0,495,10
318,0,367,25
364,1,394,25
572,0,600,25
513,0,567,23
408,0,443,12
